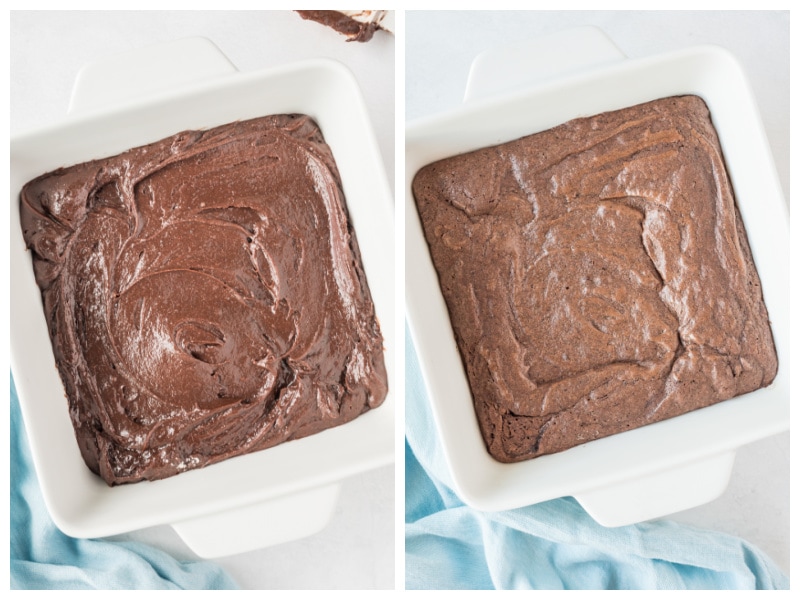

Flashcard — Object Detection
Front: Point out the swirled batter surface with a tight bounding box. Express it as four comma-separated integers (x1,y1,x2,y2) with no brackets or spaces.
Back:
412,96,777,463
21,114,387,484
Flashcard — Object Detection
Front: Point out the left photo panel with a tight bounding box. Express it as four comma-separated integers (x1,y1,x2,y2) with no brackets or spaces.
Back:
10,10,395,590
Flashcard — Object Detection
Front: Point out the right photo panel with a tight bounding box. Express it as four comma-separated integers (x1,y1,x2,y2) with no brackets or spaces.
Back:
404,10,788,591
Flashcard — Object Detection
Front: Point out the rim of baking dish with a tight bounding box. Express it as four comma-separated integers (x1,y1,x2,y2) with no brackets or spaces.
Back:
11,56,395,538
405,43,787,513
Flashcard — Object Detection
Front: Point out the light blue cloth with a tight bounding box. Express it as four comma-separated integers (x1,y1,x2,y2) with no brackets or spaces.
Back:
10,376,239,590
405,328,789,590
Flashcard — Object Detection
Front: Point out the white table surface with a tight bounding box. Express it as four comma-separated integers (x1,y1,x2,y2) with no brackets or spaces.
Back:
10,10,396,590
406,10,789,577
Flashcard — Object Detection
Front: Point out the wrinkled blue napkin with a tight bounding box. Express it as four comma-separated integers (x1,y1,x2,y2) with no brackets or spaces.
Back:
405,329,789,590
10,376,239,590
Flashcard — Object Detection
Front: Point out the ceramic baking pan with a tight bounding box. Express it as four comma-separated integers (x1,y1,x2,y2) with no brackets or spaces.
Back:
405,27,787,526
10,37,394,557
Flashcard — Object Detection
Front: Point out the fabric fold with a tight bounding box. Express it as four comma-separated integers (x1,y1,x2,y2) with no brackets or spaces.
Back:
10,376,238,590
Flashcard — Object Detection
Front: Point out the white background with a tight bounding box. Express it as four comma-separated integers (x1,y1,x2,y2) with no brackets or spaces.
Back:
406,9,789,576
10,10,395,590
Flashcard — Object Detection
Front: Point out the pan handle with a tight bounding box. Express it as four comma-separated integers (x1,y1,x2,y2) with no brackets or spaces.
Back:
171,483,342,559
574,452,737,527
464,25,626,103
68,37,237,115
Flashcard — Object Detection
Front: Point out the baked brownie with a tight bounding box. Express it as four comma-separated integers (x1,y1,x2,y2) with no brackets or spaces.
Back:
412,96,777,463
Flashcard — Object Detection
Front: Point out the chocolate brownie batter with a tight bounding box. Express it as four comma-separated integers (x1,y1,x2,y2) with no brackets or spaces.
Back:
412,96,777,463
21,114,388,485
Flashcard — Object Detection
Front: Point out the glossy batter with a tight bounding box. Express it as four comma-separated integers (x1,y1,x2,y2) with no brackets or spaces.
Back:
412,96,777,463
21,114,387,484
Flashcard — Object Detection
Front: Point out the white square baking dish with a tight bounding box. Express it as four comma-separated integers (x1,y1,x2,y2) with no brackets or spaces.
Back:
405,28,787,526
11,37,394,557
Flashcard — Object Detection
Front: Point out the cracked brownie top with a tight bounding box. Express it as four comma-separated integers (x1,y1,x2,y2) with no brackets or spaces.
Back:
412,95,777,463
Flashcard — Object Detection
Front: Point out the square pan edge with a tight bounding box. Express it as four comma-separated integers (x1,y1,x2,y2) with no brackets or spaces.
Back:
405,44,788,512
11,58,395,537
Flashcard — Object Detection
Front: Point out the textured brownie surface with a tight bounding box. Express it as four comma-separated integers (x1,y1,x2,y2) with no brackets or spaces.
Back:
21,114,388,484
412,96,777,463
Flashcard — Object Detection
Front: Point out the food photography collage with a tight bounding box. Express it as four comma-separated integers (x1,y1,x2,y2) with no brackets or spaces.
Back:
7,8,794,592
